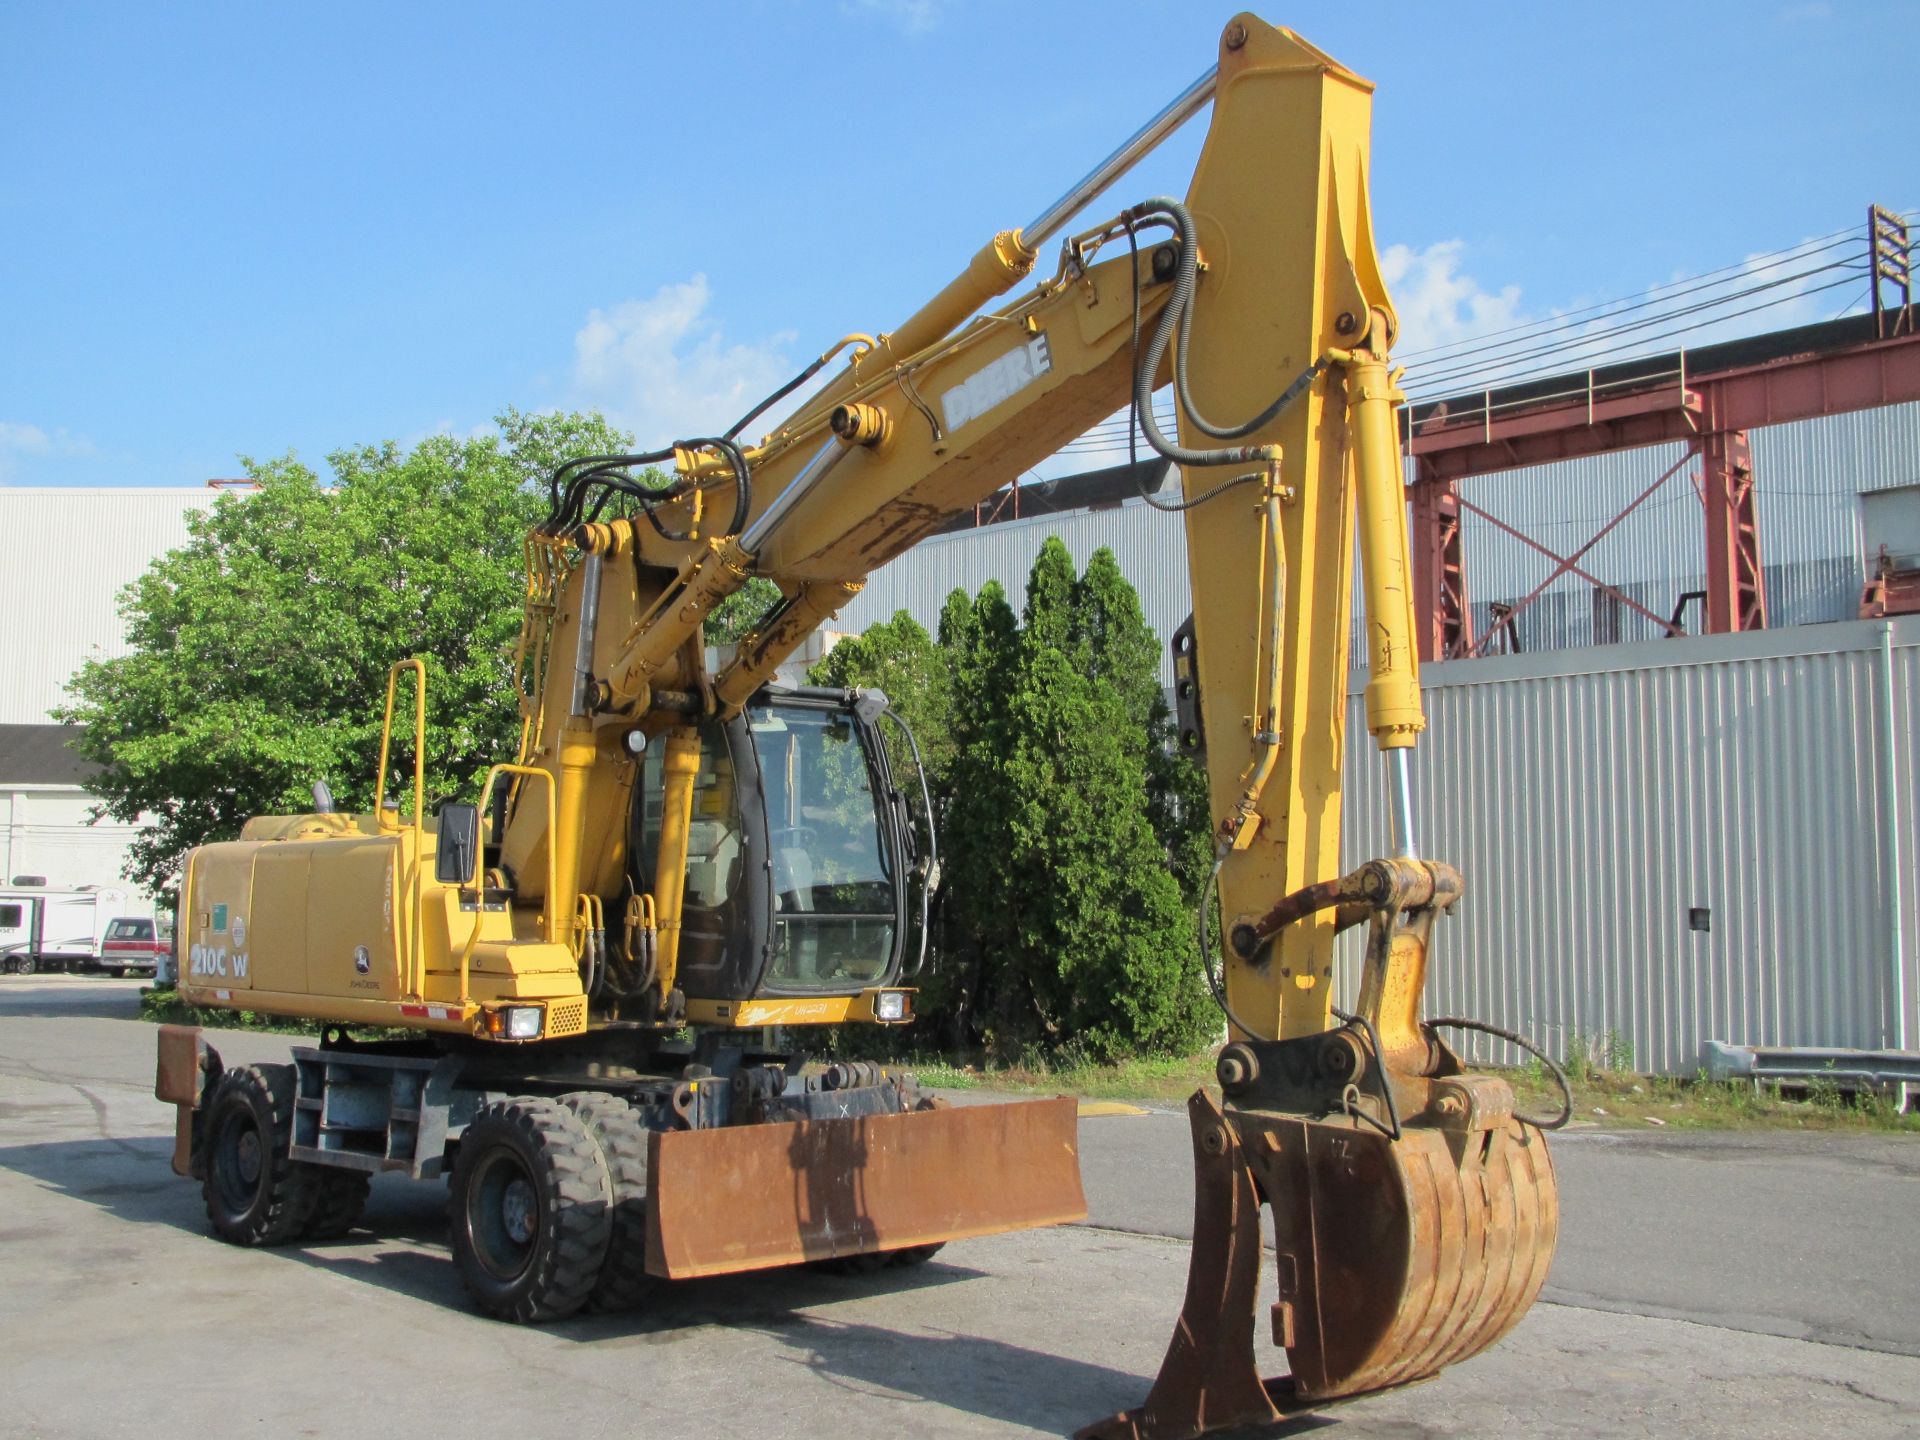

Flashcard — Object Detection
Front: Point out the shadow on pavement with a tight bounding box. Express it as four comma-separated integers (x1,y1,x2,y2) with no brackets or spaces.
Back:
1,1134,1344,1437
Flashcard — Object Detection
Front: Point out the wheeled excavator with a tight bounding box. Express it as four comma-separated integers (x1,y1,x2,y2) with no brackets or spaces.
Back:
155,15,1563,1436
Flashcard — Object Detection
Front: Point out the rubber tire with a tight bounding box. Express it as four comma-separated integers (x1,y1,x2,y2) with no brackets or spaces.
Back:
201,1064,317,1246
303,1168,371,1240
450,1096,612,1323
812,1243,945,1276
887,1243,945,1268
557,1092,655,1312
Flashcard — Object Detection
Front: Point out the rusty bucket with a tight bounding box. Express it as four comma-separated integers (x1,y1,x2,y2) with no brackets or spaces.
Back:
1081,1088,1558,1440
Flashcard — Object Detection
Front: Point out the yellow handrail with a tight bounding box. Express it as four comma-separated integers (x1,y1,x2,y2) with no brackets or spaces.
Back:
374,660,428,997
456,763,558,1007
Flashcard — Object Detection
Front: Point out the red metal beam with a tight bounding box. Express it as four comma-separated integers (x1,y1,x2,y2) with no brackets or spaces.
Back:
1403,326,1920,653
1700,428,1766,633
1408,328,1920,481
1410,459,1471,661
1411,384,1703,481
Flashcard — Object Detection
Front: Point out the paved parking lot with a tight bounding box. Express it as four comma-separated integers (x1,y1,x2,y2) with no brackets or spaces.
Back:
3,974,1917,1439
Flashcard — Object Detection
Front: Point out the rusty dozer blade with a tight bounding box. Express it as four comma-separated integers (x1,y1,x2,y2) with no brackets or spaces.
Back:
1081,858,1562,1440
645,1095,1086,1279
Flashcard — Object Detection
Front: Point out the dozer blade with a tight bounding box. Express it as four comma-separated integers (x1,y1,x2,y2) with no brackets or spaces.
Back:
1081,1089,1558,1440
645,1096,1086,1279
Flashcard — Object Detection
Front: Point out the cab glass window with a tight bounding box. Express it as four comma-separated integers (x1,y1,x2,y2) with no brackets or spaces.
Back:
749,705,895,990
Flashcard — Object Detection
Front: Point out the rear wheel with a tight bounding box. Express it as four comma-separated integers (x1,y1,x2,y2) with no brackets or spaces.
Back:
201,1064,316,1245
812,1242,945,1275
450,1097,611,1322
558,1092,655,1312
303,1168,371,1240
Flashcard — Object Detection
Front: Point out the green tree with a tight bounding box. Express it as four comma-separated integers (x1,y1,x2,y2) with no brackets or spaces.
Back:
704,575,785,645
1070,547,1214,904
923,582,1023,1049
809,609,953,783
58,410,630,894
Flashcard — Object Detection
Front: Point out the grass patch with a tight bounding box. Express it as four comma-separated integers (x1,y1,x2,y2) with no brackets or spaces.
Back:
1513,1065,1919,1134
138,987,319,1036
913,1044,1919,1133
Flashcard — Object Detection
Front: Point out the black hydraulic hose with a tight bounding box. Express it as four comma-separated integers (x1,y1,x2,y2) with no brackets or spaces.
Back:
1198,853,1269,1042
1427,1016,1574,1131
881,710,939,979
725,353,831,442
1120,197,1331,503
1332,1004,1403,1141
545,436,750,542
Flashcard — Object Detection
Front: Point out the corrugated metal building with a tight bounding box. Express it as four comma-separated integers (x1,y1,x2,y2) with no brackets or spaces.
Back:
838,402,1920,671
834,401,1920,1073
1337,618,1916,1075
0,488,215,896
0,488,218,727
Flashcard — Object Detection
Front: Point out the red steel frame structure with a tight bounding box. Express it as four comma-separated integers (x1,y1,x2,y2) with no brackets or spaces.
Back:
1404,320,1920,661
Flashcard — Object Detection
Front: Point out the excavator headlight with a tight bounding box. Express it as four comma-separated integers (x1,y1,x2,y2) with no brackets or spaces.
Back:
488,1005,544,1040
873,990,908,1022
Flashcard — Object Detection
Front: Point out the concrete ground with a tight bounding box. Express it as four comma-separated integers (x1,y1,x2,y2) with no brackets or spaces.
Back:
2,974,1917,1439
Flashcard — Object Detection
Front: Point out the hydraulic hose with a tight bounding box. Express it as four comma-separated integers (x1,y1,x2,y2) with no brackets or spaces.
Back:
1120,196,1328,495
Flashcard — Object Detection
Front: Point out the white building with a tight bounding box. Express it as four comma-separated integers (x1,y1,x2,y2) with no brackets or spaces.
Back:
0,487,220,897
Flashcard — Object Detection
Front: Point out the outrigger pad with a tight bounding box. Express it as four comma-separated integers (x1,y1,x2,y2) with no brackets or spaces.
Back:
645,1095,1086,1279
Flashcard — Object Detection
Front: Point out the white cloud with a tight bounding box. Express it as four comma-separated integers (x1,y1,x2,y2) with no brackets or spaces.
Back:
569,275,796,448
1382,241,1527,357
1389,237,1863,399
0,421,52,453
0,421,94,481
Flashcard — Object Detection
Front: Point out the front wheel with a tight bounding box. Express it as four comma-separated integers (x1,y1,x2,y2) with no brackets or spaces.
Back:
449,1097,612,1323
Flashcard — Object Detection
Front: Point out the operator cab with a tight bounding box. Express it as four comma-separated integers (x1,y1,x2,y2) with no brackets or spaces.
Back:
628,687,932,1007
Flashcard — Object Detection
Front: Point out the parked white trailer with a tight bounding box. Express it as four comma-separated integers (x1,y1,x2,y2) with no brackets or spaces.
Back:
0,885,147,974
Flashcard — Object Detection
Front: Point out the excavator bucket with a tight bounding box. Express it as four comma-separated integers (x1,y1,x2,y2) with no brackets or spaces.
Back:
644,1095,1086,1279
1080,1089,1559,1440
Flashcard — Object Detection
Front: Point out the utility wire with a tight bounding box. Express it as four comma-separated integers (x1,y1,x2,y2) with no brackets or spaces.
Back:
1396,225,1868,362
1401,243,1863,380
1406,263,1863,395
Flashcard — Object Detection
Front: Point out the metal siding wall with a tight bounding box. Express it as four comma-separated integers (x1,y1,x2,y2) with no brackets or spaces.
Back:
0,489,218,726
838,500,1196,684
1340,620,1917,1075
840,405,1916,669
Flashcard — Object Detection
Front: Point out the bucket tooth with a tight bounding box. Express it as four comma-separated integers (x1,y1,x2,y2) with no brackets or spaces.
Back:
1077,1090,1281,1440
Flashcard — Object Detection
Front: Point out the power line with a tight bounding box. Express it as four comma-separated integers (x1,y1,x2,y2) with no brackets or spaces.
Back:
1400,239,1862,379
1405,263,1863,396
1395,223,1871,361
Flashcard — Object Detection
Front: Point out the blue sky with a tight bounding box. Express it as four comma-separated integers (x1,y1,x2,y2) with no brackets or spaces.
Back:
1,1,1913,488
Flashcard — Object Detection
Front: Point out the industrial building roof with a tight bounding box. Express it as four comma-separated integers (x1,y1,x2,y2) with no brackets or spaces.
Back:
0,724,95,787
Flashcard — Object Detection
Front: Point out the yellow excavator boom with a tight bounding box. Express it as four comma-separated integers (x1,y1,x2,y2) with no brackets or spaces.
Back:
162,14,1559,1424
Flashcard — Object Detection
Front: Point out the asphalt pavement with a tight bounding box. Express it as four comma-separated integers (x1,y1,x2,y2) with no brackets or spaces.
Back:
3,973,1917,1439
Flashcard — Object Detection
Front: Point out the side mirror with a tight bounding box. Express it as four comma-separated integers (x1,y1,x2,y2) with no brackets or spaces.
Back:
435,802,480,886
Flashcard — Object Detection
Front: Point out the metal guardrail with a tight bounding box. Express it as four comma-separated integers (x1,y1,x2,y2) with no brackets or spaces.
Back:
1704,1040,1920,1098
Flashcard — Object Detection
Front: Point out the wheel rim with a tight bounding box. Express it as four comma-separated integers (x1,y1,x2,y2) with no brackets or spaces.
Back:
467,1146,541,1282
211,1108,265,1219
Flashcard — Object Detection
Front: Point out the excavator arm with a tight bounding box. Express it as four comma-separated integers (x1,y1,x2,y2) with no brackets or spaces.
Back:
165,13,1558,1423
501,19,1559,1434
